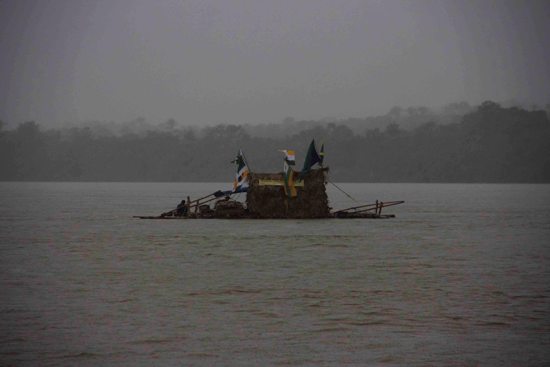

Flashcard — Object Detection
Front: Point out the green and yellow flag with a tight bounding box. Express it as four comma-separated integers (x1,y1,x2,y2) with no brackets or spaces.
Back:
281,149,297,198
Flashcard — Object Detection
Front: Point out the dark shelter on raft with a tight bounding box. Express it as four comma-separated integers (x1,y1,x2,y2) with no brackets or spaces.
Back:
246,169,330,219
134,140,403,220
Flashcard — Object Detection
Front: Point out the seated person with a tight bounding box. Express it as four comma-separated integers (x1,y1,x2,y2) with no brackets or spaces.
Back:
175,199,188,216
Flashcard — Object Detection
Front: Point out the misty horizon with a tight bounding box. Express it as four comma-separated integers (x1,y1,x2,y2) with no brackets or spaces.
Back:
2,101,549,183
1,99,548,132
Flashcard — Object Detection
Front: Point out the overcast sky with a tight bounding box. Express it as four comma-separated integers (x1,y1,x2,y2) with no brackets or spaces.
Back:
1,0,549,127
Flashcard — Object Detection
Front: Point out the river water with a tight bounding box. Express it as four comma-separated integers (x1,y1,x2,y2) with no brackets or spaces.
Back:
0,182,549,366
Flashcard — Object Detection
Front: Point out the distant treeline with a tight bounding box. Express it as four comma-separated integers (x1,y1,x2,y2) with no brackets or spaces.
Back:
1,101,549,182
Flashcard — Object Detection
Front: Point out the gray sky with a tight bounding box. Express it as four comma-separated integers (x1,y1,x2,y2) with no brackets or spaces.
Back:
1,0,549,126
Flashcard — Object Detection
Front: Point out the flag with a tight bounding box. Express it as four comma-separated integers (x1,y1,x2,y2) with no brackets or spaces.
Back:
280,149,297,198
300,139,321,174
232,150,249,192
282,149,295,165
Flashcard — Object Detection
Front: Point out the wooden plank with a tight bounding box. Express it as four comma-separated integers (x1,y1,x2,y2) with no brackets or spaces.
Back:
258,179,304,187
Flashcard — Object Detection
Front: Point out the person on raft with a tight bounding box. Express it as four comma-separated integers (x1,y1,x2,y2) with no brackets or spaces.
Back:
175,199,188,216
161,199,188,217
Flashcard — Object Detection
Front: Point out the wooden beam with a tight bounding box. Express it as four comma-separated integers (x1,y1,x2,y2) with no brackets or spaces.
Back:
258,179,304,187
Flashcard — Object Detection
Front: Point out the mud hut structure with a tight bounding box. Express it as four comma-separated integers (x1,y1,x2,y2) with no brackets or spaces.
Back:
246,168,330,219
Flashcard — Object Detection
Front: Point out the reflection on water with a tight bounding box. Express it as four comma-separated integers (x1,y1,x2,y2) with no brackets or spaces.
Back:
0,182,549,366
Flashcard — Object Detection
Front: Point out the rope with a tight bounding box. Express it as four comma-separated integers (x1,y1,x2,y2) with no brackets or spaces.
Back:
327,179,360,204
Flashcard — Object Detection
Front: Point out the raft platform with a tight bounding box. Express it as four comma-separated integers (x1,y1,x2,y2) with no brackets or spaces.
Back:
134,200,404,220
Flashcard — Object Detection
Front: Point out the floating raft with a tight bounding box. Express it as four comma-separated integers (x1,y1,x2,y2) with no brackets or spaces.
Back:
134,199,404,220
134,168,404,220
134,212,396,220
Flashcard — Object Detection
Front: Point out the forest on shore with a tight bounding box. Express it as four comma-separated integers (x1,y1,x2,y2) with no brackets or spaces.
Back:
1,101,549,182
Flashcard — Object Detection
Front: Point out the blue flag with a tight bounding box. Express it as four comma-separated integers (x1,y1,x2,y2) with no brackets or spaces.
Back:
300,139,322,174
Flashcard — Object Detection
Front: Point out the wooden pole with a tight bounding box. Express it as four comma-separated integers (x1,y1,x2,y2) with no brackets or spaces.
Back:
189,192,215,205
333,200,404,215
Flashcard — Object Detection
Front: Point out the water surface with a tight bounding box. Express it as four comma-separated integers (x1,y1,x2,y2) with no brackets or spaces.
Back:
1,182,549,366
